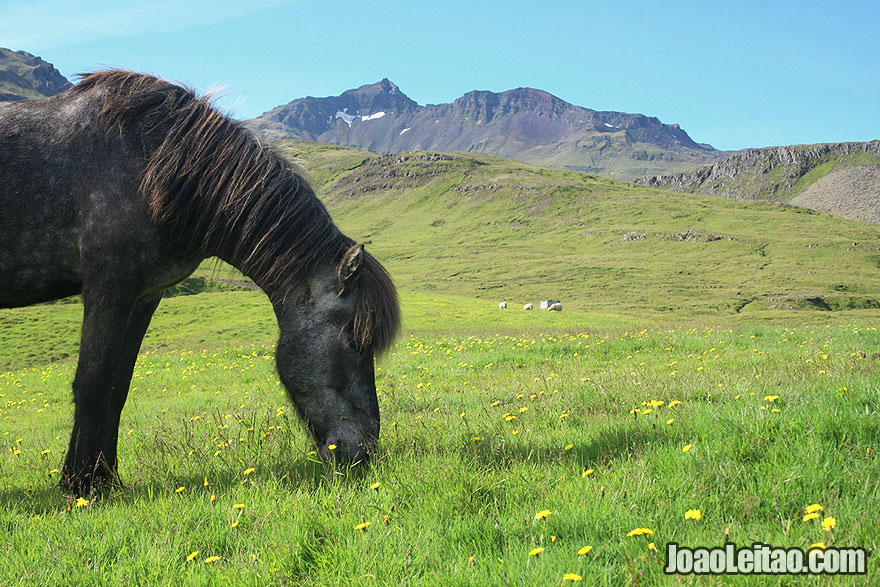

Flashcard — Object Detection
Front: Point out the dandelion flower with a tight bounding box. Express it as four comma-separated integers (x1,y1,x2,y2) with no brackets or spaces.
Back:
668,400,682,408
328,444,337,451
75,497,90,508
582,469,594,478
232,503,246,510
803,512,820,522
231,520,239,528
685,509,702,521
666,418,674,425
534,509,552,521
175,486,185,494
564,444,574,451
648,542,657,552
186,550,199,561
562,573,583,582
242,467,255,475
682,444,693,453
627,528,654,537
203,476,209,487
577,546,592,555
204,556,221,563
529,547,544,556
370,482,381,490
809,542,826,550
354,522,371,531
821,516,836,531
805,504,824,514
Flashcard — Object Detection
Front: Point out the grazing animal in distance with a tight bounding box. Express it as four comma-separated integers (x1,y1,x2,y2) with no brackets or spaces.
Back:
523,303,533,310
499,301,508,309
547,303,562,312
0,70,400,495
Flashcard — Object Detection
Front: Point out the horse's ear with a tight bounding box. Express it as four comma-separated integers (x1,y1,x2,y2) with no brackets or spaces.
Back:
337,243,365,294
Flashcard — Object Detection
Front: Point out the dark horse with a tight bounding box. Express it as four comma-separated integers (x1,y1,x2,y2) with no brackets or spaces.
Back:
0,71,400,494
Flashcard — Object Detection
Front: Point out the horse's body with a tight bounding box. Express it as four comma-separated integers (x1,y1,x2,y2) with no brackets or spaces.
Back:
0,71,399,494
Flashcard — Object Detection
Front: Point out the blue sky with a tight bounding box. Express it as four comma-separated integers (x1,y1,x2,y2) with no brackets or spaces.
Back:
3,0,877,151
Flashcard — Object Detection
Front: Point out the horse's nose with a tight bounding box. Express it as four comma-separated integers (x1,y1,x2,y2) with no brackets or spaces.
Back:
319,438,373,466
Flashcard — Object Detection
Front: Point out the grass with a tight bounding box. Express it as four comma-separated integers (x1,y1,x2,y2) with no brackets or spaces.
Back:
2,144,879,584
277,141,880,319
1,290,878,585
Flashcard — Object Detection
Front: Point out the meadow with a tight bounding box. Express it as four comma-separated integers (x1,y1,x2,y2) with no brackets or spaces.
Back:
1,287,878,585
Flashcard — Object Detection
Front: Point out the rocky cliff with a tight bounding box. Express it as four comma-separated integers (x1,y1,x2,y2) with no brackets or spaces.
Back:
635,141,880,223
0,48,72,101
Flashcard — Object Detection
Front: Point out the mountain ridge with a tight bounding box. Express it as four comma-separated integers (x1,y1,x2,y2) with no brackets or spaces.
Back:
247,80,726,180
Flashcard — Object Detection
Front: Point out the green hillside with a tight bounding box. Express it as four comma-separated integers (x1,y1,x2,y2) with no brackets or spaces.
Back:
278,140,880,319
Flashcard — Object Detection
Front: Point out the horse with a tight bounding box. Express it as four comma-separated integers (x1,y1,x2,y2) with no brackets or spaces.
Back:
499,301,507,309
0,70,400,495
523,303,533,310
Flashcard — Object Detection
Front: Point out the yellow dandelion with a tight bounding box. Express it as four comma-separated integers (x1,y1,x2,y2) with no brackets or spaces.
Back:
666,418,674,425
75,497,90,508
186,550,200,561
242,467,255,475
577,546,593,555
232,503,245,510
204,556,221,564
505,415,516,422
534,509,552,521
805,504,824,514
562,573,583,582
470,436,481,441
370,482,381,490
627,528,654,537
668,400,682,408
354,522,371,531
764,395,779,402
582,469,594,478
210,494,216,504
821,516,836,531
809,542,826,550
685,509,702,521
648,542,657,552
490,401,500,407
203,476,209,487
803,512,820,522
328,444,337,451
564,444,574,451
529,547,544,556
231,520,239,528
519,407,528,413
175,486,185,494
682,444,693,453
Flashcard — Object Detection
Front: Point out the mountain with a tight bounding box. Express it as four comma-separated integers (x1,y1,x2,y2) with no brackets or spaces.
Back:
635,141,880,223
0,48,72,101
248,81,726,180
276,139,880,315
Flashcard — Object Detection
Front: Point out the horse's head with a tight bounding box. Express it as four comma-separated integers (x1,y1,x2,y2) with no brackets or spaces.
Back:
274,243,396,466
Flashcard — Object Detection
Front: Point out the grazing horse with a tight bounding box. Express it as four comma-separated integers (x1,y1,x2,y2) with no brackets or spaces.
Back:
0,71,400,494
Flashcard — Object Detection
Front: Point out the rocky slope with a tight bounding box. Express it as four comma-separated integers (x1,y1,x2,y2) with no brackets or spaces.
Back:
0,48,71,101
636,141,880,223
248,81,725,180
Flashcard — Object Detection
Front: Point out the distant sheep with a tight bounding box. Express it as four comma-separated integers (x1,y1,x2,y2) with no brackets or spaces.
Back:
499,301,507,310
547,303,562,312
523,303,533,310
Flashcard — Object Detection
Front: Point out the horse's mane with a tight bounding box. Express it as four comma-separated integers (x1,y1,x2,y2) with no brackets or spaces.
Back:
71,70,399,353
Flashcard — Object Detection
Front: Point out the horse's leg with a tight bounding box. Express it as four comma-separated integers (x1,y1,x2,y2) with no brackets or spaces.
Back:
95,294,162,486
61,292,161,494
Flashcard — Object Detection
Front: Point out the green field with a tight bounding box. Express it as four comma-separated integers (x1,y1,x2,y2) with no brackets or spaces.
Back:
2,145,879,584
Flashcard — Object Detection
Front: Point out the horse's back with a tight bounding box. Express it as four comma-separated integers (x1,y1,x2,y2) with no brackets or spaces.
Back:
0,92,195,308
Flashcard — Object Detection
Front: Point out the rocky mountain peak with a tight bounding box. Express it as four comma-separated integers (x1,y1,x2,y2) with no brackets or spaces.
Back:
0,48,72,101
